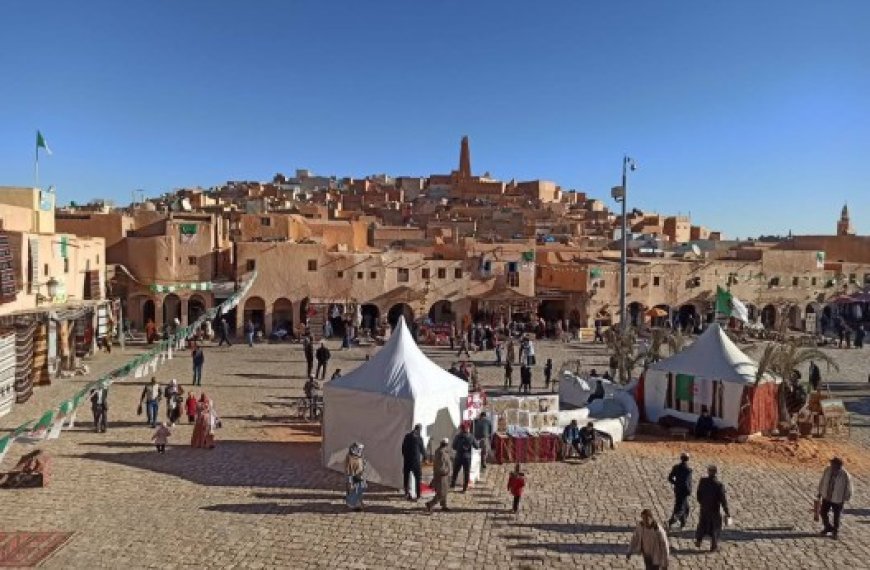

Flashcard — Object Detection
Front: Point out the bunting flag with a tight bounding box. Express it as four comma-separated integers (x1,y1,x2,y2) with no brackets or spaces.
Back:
0,271,258,467
675,373,694,401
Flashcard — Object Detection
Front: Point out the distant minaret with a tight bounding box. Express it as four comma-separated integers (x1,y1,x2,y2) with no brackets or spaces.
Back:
837,203,855,236
458,136,472,179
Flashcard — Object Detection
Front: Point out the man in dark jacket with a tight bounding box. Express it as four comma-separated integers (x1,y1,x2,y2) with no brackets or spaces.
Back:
473,412,493,470
401,424,426,501
90,386,108,432
668,452,693,529
303,336,315,377
695,464,731,552
451,424,478,492
315,342,331,380
519,364,532,394
217,317,232,346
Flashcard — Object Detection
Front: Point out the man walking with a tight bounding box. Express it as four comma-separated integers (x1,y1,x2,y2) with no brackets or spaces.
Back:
401,424,426,501
192,344,205,386
90,386,108,432
140,377,162,428
519,364,532,394
303,336,315,378
315,341,331,380
817,457,853,540
426,438,452,512
667,452,693,529
451,424,478,492
217,317,232,346
473,412,493,470
695,465,731,552
244,319,255,347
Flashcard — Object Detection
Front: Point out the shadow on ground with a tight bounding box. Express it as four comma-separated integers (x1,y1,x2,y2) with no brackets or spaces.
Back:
78,440,342,489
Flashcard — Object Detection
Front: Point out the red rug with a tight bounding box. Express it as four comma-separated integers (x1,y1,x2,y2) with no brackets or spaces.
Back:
0,532,73,568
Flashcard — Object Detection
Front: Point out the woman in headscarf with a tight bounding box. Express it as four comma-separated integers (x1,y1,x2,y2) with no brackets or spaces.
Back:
164,379,184,426
344,442,367,511
190,393,218,449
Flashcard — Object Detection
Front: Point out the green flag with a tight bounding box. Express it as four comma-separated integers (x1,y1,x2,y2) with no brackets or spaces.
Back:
715,286,732,316
675,374,694,401
36,130,52,155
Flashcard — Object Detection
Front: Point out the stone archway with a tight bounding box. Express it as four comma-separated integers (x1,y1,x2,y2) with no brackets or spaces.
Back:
361,304,380,332
163,294,181,326
678,304,699,332
188,294,207,325
428,300,454,324
537,300,566,322
628,302,645,327
272,298,293,334
244,296,266,332
761,304,777,329
787,305,802,330
387,303,414,328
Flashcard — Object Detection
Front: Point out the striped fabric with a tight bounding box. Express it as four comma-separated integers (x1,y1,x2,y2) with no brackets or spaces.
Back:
14,322,36,404
0,233,17,303
0,331,16,417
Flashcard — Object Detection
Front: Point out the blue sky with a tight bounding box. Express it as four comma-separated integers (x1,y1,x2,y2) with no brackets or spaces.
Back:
2,1,868,238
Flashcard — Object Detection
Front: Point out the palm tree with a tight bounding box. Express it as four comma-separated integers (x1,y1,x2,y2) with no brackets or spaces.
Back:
751,341,840,423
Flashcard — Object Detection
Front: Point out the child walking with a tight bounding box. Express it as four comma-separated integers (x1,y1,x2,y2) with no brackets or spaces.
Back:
186,392,198,423
508,463,526,514
152,422,172,454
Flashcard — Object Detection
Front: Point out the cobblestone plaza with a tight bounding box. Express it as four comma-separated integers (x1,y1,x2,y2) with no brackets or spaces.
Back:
1,339,868,569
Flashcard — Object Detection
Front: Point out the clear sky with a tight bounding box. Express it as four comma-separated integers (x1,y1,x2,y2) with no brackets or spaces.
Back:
2,1,868,238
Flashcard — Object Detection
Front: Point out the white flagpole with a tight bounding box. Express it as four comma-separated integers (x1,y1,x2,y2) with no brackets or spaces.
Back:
35,134,39,189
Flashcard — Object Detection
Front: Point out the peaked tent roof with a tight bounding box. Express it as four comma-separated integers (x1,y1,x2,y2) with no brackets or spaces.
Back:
648,323,762,384
326,316,468,399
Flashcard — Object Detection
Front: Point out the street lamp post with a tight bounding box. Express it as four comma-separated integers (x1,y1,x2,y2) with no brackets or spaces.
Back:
611,155,636,331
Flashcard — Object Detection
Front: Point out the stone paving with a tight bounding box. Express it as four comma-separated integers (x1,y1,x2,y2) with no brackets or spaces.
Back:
0,338,868,569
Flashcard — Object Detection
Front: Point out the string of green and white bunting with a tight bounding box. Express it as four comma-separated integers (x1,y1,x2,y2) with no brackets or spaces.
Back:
0,272,257,466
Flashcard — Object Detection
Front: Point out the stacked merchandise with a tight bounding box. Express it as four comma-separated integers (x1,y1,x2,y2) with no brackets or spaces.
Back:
0,331,16,417
32,323,49,386
14,322,37,404
0,233,16,304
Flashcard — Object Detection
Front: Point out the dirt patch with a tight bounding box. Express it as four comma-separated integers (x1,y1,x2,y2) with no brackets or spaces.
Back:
624,434,870,476
254,421,322,443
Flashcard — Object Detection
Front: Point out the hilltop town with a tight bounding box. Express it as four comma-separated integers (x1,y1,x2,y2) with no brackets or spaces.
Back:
1,136,866,342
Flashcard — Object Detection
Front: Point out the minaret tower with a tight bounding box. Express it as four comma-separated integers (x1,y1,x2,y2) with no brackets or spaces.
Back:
837,203,855,236
458,136,472,179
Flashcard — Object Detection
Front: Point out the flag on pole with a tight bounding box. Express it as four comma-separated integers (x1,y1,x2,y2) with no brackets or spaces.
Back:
715,286,749,323
36,131,52,155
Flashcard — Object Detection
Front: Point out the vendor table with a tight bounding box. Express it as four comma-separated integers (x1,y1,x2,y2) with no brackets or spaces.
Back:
491,433,560,464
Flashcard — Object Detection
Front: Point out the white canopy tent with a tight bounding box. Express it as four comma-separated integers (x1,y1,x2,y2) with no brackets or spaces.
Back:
322,316,468,489
644,323,778,431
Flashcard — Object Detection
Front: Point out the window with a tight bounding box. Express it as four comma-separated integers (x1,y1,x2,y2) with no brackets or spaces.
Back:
397,268,409,282
260,217,271,226
308,260,318,272
337,271,344,278
370,271,376,279
454,268,463,279
357,271,364,280
64,258,69,273
811,277,817,286
864,273,870,285
632,277,640,288
599,280,606,288
849,273,857,284
437,268,446,279
188,256,197,265
422,268,430,280
507,272,520,287
96,254,100,264
653,276,660,287
44,263,49,277
246,259,256,271
792,276,799,286
536,266,543,278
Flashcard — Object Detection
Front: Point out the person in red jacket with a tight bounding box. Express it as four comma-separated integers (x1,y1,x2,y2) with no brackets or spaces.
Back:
507,463,526,514
185,392,198,423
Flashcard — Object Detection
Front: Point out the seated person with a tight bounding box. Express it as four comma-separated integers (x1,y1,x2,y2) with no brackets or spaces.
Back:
694,406,716,439
0,450,51,488
561,420,582,458
579,422,597,458
587,380,606,404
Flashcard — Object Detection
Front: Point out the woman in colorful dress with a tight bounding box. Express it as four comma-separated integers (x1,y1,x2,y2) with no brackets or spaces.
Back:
190,393,218,449
344,442,367,511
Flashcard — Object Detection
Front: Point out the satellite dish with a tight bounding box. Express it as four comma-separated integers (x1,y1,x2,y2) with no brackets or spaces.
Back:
691,244,701,257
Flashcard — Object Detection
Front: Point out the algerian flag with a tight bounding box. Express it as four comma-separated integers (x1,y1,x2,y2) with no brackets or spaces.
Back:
716,286,749,323
17,410,55,443
36,130,52,155
675,374,694,401
0,434,13,466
